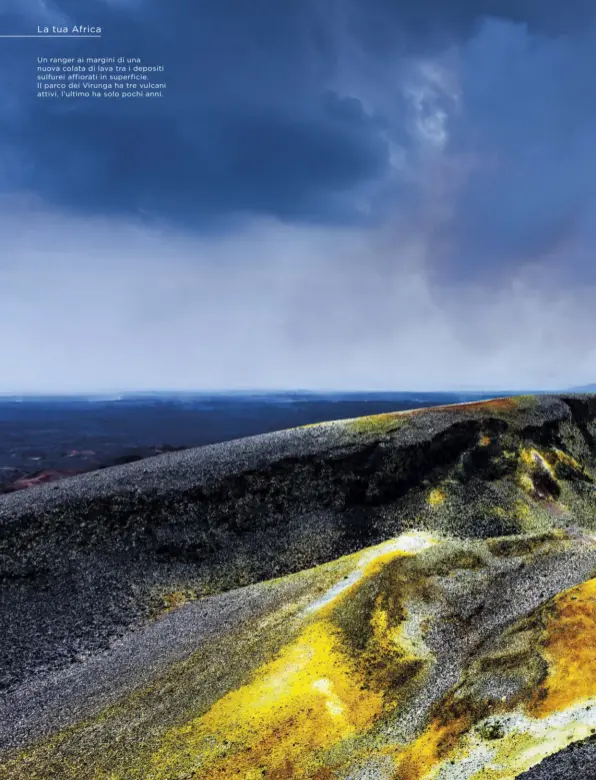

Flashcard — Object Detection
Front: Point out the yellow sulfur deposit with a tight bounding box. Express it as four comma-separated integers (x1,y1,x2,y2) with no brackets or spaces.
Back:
150,620,383,778
428,488,446,507
530,577,596,717
148,533,437,779
393,577,596,780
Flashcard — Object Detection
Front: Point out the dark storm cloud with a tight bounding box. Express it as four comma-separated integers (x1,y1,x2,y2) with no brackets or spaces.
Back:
435,16,596,281
0,0,392,226
345,0,596,52
2,0,596,230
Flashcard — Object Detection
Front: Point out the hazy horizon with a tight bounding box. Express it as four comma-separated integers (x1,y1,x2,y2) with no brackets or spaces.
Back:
0,385,579,397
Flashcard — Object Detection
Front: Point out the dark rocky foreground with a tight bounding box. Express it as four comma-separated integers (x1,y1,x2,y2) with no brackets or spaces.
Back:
1,393,596,778
519,734,596,778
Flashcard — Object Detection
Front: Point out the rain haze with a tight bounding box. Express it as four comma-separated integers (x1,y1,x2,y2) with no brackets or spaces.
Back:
1,0,596,393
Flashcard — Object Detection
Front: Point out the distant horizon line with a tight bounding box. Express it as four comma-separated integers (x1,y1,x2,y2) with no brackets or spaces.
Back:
0,386,584,398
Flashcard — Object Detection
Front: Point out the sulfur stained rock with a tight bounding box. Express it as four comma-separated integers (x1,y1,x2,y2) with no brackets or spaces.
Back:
1,394,596,778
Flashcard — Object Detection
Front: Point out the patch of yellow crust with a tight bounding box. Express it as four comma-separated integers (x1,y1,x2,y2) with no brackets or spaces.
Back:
348,412,407,435
552,448,584,472
428,488,446,507
395,706,473,780
515,500,532,520
516,446,562,501
519,447,556,476
517,445,592,493
479,435,491,447
518,473,536,494
305,395,536,434
149,620,383,779
394,577,596,780
148,534,437,779
529,578,596,717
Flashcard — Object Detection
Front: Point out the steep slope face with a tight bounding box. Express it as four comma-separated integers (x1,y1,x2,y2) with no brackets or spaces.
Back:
1,394,596,779
0,394,595,692
2,528,596,778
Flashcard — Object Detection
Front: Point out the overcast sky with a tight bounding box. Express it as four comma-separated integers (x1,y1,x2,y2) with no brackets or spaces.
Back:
0,0,595,392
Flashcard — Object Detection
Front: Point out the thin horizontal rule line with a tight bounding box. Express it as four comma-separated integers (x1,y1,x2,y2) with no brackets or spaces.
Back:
0,35,102,38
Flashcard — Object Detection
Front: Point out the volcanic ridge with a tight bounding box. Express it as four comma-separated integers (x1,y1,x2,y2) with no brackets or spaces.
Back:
1,393,596,778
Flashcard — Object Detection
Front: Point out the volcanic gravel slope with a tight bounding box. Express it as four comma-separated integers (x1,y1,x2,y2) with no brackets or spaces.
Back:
1,393,596,778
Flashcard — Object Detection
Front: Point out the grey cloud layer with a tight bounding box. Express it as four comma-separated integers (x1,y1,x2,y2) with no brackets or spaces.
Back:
1,1,596,389
1,204,594,392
